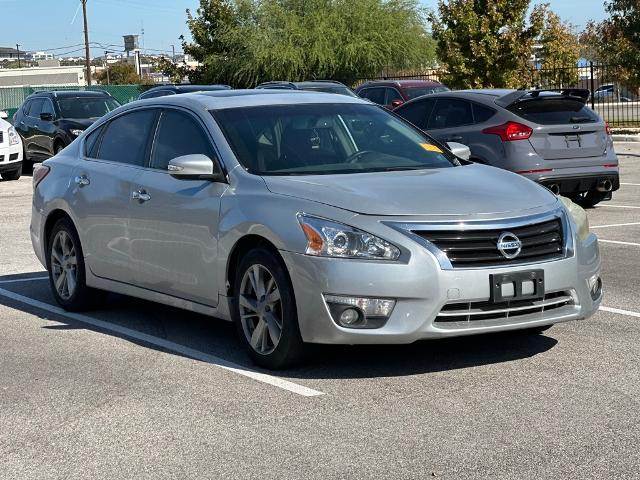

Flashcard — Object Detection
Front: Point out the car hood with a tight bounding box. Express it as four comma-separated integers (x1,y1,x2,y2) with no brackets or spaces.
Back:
58,118,98,129
262,164,558,216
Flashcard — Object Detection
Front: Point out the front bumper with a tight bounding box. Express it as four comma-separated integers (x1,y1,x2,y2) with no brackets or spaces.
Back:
0,142,23,172
281,231,601,345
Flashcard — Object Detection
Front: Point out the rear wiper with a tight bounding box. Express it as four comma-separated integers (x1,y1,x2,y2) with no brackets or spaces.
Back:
570,116,593,123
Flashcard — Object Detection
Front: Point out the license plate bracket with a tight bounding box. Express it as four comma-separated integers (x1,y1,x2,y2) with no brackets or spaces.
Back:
490,270,545,303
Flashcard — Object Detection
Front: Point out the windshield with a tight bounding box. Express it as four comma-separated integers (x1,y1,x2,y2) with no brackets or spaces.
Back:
302,86,359,98
404,86,449,100
57,97,120,119
212,103,456,176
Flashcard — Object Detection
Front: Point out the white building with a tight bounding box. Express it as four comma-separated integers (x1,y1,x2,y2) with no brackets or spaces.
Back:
0,66,87,87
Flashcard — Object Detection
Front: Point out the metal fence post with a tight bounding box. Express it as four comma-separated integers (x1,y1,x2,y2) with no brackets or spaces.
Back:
590,62,595,110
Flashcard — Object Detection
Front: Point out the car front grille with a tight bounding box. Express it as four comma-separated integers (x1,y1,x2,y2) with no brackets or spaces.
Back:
0,155,4,162
9,153,18,161
413,218,564,268
435,290,575,324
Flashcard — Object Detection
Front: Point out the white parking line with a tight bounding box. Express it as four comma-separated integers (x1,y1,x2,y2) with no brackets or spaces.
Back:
598,204,640,209
620,183,640,186
0,286,324,398
591,222,640,229
600,306,640,319
0,276,49,285
598,239,640,247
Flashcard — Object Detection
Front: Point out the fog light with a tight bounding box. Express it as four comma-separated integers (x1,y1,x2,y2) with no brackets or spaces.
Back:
339,308,360,325
324,295,396,329
588,274,603,301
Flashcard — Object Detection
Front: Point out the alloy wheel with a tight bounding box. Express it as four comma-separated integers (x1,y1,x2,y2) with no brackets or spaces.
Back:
50,230,78,300
239,264,283,355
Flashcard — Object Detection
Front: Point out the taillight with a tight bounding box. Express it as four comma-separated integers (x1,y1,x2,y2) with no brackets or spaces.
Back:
482,121,533,141
605,121,612,136
32,164,50,189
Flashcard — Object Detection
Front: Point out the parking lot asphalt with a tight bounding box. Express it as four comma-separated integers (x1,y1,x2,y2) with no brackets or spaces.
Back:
1,148,639,479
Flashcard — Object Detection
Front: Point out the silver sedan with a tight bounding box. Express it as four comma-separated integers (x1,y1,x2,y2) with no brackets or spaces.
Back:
30,90,603,368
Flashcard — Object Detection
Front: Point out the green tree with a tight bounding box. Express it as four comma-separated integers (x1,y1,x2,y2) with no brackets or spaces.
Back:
96,62,141,85
170,0,436,87
537,7,580,87
429,0,545,89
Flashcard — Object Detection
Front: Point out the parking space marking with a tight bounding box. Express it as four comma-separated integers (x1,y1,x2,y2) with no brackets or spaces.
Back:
598,204,640,209
598,239,640,247
620,183,640,186
0,286,324,398
0,276,49,285
600,306,640,319
591,222,640,229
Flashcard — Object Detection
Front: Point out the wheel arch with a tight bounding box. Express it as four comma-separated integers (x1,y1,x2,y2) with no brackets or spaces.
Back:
43,209,75,253
225,234,282,296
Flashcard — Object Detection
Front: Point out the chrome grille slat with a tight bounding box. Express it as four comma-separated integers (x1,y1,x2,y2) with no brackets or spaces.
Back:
414,217,564,268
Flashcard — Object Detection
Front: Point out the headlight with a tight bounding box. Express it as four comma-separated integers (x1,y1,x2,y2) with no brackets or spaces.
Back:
558,196,589,241
70,129,85,137
297,214,401,260
7,126,19,146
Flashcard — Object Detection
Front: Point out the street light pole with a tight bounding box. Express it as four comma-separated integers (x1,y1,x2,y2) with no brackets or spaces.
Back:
81,0,92,86
104,50,110,85
15,44,21,68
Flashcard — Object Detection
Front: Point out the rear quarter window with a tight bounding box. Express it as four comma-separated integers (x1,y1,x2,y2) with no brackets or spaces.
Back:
507,99,599,125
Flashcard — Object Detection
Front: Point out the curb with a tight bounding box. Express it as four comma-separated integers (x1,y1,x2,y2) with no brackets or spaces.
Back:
612,134,640,142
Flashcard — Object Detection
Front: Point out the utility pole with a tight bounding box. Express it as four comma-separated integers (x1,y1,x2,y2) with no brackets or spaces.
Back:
15,44,21,68
81,0,92,86
170,44,176,63
104,50,110,85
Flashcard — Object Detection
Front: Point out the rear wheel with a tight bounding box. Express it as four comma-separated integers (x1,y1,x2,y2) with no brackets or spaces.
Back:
571,191,608,208
0,164,21,181
47,218,104,311
54,141,65,155
232,248,305,369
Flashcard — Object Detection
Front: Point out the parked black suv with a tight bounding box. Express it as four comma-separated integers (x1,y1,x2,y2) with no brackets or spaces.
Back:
255,80,359,97
14,90,120,163
138,84,232,100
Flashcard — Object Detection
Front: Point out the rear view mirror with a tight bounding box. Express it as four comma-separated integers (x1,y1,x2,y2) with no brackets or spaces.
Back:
168,154,226,182
40,112,54,121
446,142,471,161
0,111,8,120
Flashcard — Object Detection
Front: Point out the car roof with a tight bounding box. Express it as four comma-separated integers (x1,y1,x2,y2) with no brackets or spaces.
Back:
358,79,443,88
31,90,112,98
147,84,232,93
256,80,349,89
136,89,368,109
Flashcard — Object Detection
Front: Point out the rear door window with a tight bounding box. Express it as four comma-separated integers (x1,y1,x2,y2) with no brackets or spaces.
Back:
507,98,599,125
360,88,385,105
428,99,474,129
395,98,435,129
150,109,217,171
84,125,105,158
472,103,496,123
96,109,158,166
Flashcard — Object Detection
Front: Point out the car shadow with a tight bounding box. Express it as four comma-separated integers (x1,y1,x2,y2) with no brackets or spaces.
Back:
0,271,558,380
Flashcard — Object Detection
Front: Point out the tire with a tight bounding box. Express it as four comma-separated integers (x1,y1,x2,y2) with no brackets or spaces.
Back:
0,164,21,181
571,191,608,208
232,247,305,369
54,142,65,155
46,217,104,311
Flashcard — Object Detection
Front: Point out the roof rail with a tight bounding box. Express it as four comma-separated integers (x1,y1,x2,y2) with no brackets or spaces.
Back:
306,79,344,85
256,81,297,88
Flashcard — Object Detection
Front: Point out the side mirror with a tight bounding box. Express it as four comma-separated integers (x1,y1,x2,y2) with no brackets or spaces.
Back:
0,111,8,120
446,142,471,161
40,112,54,121
391,99,404,108
168,154,226,182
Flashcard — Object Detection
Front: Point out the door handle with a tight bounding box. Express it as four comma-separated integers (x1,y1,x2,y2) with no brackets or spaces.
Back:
132,190,151,202
74,175,90,187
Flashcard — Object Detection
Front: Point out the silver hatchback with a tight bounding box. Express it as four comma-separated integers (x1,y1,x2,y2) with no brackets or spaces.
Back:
31,90,603,368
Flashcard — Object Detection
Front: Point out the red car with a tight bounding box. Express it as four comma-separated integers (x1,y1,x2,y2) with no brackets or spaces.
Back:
355,80,449,109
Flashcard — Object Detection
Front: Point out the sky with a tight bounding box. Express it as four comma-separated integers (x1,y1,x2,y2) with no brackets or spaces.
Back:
0,0,609,57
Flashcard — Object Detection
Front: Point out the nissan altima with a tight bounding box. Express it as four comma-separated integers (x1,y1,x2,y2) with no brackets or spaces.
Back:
30,90,603,369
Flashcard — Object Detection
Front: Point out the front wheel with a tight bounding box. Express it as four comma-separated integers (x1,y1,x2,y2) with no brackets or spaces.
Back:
47,218,104,311
232,248,305,369
1,164,22,181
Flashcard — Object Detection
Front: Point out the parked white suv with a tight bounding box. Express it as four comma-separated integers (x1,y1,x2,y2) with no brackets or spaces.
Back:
0,111,23,180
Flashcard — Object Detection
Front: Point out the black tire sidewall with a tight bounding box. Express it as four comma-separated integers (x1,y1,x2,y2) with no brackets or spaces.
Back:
46,218,94,311
1,164,21,180
232,248,304,369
